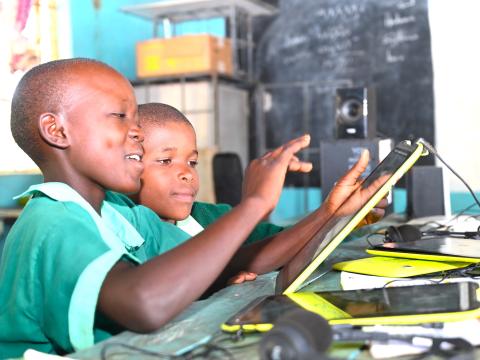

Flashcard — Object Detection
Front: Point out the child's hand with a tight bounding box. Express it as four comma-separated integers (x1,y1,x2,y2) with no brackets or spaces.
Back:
227,271,258,284
356,197,388,227
323,149,389,222
242,135,312,215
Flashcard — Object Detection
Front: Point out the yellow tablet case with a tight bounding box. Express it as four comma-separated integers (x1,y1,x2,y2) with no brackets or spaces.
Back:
221,283,480,333
280,140,427,294
332,256,472,278
222,140,435,334
366,249,480,263
287,287,480,326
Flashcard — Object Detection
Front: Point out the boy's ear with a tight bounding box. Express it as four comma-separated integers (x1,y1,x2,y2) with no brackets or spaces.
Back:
38,113,69,149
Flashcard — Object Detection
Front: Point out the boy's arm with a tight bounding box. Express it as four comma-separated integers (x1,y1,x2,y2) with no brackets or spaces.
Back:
97,135,312,332
220,150,388,276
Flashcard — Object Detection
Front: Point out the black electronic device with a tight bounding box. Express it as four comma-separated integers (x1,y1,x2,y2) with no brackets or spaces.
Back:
259,308,332,360
407,165,448,218
369,237,480,263
212,152,243,206
335,87,376,139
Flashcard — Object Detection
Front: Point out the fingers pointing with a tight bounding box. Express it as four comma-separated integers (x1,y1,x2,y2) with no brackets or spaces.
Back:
289,159,313,173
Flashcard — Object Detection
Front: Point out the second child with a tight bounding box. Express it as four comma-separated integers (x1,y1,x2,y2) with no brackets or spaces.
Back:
132,103,387,285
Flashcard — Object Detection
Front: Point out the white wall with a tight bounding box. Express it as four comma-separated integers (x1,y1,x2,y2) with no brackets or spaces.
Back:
0,2,34,172
429,0,480,192
0,0,72,173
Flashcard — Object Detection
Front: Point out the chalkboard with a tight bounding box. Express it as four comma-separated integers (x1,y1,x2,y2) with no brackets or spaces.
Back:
252,0,434,186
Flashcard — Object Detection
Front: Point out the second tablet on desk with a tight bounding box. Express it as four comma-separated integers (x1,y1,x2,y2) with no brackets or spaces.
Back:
332,256,473,278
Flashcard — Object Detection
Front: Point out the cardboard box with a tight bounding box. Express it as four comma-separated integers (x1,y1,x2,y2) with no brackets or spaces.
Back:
136,34,233,78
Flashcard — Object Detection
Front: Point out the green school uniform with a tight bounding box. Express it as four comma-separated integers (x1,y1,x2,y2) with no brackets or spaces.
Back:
188,202,284,244
0,182,189,357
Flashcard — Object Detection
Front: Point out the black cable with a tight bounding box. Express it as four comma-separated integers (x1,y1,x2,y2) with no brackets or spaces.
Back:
365,232,383,247
99,334,238,360
185,343,235,360
419,140,480,210
455,203,479,217
100,342,180,359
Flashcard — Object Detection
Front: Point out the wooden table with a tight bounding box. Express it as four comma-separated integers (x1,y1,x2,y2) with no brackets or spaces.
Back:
70,215,480,359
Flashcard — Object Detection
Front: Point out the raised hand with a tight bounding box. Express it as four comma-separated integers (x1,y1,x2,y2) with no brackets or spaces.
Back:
242,135,312,216
323,149,388,222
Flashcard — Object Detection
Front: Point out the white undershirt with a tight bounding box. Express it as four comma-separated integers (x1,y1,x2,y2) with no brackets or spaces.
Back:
176,215,204,236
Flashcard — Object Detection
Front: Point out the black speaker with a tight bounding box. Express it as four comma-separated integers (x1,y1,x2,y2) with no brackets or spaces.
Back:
212,152,243,207
407,165,449,219
259,309,332,360
319,138,393,201
335,87,376,139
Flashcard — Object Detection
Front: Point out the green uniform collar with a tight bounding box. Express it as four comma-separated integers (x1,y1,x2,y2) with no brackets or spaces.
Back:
15,182,145,254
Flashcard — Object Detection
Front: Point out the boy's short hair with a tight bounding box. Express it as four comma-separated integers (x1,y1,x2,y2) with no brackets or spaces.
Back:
10,58,115,165
138,103,193,129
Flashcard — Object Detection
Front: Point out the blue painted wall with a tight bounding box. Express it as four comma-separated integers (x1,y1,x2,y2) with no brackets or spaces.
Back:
270,188,480,225
70,0,224,80
70,0,152,80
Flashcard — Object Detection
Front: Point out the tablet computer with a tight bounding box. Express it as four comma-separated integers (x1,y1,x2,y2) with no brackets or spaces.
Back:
367,238,480,263
222,282,480,332
332,256,472,278
276,139,427,294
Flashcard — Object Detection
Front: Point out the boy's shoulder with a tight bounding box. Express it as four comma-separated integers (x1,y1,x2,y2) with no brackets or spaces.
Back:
105,191,189,252
17,192,94,225
190,201,232,227
8,190,140,249
9,192,105,244
3,192,111,276
105,191,136,207
105,191,160,227
192,201,232,214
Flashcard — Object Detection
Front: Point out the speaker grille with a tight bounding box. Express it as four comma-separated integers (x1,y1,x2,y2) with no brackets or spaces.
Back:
335,87,376,139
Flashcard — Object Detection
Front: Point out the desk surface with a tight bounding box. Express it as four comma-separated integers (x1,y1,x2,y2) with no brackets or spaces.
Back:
70,215,480,359
70,222,389,360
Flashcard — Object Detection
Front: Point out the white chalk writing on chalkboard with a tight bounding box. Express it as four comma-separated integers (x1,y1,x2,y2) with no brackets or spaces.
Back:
383,30,419,46
397,0,416,10
315,4,367,19
384,13,416,27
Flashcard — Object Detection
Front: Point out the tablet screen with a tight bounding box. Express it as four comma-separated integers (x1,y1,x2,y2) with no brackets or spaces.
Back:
372,238,480,259
227,282,480,326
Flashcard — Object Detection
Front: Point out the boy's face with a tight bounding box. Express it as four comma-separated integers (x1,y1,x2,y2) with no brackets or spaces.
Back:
138,121,199,222
63,65,144,194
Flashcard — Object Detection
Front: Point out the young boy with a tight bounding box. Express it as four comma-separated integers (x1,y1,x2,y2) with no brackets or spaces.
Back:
133,103,284,284
133,103,387,284
0,59,381,357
